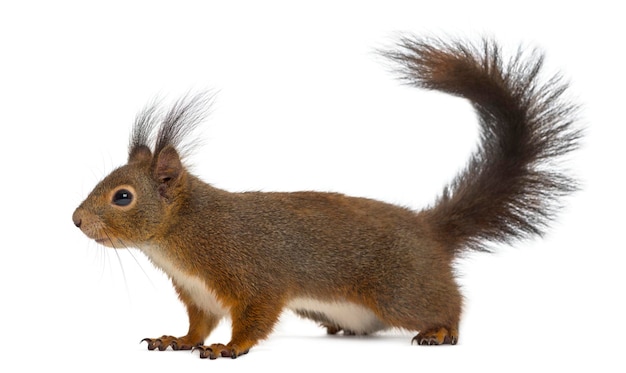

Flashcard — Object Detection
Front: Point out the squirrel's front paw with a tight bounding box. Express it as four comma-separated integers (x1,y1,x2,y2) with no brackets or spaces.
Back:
193,343,250,359
141,335,203,351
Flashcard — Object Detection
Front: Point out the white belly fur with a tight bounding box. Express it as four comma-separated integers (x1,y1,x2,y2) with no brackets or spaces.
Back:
287,298,386,334
139,245,230,319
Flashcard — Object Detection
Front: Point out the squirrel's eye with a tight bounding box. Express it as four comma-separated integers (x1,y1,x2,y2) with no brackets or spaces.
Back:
112,189,134,206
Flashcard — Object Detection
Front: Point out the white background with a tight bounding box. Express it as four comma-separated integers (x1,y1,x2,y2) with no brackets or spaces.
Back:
1,1,624,371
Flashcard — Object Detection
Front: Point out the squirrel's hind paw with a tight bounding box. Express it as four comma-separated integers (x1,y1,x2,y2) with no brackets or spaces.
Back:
412,327,458,346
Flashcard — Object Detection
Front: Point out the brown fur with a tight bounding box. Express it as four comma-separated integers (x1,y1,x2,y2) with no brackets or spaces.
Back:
72,36,581,359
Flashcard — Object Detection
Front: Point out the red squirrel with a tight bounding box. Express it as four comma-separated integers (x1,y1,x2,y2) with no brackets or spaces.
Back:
72,36,581,359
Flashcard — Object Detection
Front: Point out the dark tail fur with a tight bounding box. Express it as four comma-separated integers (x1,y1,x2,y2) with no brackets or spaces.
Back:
384,37,581,253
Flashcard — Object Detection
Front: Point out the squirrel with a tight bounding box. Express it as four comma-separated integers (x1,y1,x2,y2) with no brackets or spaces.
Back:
72,36,581,359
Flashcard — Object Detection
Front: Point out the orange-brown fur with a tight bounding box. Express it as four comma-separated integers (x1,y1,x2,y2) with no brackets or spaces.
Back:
72,36,580,359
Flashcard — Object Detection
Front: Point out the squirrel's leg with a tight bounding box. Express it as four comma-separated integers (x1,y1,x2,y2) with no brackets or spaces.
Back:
142,291,219,351
376,266,462,346
195,299,283,359
412,287,461,345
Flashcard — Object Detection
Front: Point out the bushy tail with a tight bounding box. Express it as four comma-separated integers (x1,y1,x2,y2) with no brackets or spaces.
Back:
384,36,582,253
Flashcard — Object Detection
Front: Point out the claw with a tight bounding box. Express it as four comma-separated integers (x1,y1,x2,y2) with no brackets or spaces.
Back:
192,344,249,359
158,339,169,351
141,338,161,351
171,340,198,351
141,335,198,351
412,327,458,346
193,345,217,360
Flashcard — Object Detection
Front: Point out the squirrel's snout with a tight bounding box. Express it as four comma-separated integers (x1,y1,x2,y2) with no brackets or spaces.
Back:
72,209,82,228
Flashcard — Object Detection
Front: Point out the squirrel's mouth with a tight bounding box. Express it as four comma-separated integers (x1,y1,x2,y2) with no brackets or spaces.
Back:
94,237,112,246
94,237,124,248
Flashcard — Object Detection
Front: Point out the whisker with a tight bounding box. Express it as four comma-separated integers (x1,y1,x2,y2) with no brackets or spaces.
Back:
105,230,132,305
121,240,158,291
90,238,107,283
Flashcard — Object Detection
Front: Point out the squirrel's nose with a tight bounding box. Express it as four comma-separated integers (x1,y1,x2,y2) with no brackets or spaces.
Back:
72,209,82,228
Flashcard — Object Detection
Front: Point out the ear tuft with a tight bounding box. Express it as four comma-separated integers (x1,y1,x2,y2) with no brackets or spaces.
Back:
154,146,183,184
129,145,153,163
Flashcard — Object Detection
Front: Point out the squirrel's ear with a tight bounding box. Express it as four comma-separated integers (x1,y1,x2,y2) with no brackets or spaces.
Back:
154,146,183,184
129,145,152,163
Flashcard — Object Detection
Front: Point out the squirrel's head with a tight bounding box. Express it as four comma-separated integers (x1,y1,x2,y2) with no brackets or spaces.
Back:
72,93,212,248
